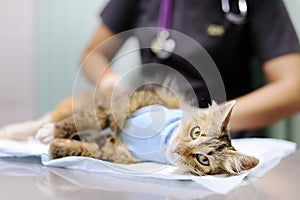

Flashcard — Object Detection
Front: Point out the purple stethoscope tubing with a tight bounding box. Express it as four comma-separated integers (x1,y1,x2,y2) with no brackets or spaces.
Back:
152,0,248,59
159,0,172,29
151,0,175,59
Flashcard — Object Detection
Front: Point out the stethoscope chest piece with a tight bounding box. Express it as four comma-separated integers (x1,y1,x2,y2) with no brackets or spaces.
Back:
151,29,176,59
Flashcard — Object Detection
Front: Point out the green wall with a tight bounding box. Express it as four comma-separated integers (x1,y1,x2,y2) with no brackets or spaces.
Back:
36,0,109,116
35,0,140,116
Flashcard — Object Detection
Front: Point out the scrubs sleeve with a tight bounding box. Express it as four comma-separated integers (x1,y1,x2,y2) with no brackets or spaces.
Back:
248,0,300,63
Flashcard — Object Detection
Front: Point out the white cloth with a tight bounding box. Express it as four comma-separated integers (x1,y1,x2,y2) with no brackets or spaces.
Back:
0,138,296,195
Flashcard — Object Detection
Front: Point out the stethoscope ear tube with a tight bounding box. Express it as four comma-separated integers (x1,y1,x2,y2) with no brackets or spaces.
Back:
151,0,248,59
221,0,248,25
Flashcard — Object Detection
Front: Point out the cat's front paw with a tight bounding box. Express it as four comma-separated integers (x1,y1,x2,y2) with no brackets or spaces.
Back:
36,123,55,144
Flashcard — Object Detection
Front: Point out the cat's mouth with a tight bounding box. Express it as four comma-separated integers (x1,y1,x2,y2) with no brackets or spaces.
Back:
166,144,192,165
174,144,192,156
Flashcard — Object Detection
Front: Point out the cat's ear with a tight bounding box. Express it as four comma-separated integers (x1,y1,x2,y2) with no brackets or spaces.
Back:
225,151,259,174
219,100,236,132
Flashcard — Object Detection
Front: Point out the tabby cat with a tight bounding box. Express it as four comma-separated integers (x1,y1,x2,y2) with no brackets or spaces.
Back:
0,86,259,176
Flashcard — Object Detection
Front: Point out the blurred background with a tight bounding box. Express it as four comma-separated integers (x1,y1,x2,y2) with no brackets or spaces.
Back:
0,0,299,145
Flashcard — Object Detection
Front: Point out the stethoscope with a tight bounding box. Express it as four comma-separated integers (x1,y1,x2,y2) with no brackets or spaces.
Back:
151,0,176,59
151,0,248,59
222,0,248,25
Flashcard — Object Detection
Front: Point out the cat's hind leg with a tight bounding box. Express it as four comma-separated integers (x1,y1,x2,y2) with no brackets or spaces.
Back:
49,133,138,164
0,95,74,141
35,123,56,144
0,115,51,140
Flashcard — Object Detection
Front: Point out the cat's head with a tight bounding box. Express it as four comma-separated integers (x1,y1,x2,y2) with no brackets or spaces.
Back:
166,101,259,176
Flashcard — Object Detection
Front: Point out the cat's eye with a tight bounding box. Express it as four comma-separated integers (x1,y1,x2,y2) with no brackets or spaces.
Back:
190,126,201,140
196,154,210,166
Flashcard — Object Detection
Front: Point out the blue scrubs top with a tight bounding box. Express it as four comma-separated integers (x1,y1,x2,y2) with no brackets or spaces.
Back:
118,105,187,164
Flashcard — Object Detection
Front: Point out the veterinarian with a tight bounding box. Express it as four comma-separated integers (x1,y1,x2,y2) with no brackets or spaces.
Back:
80,0,300,137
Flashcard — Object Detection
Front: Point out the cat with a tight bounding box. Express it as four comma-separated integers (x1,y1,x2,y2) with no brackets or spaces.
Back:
0,86,259,176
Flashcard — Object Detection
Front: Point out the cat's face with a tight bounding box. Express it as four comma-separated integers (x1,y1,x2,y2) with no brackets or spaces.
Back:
166,101,259,176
